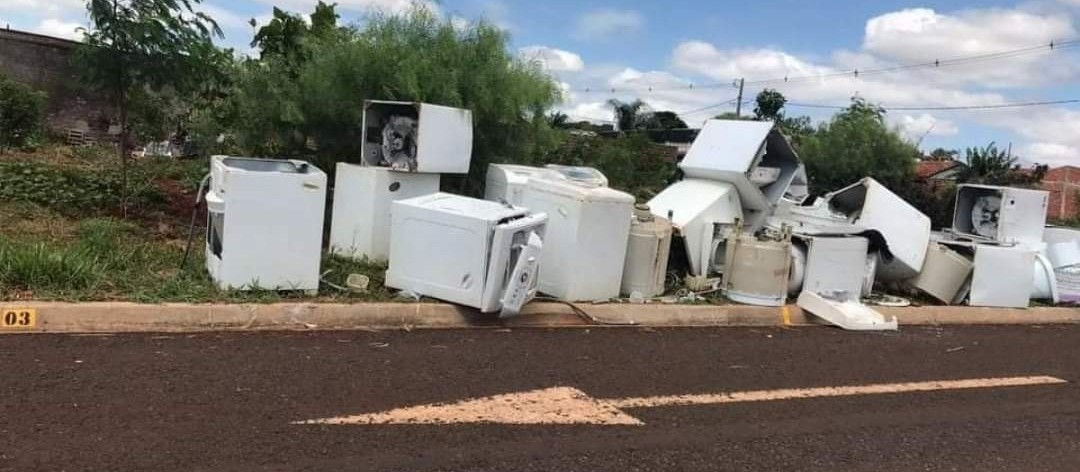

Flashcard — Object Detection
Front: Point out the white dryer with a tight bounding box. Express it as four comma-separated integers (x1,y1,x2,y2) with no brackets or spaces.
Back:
385,193,547,317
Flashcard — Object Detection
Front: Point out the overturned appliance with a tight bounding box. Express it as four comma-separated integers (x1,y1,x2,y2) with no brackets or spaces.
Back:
385,193,547,317
361,100,473,173
329,164,440,262
676,119,803,232
908,242,974,305
648,179,742,278
205,156,326,291
822,178,931,281
951,184,1048,246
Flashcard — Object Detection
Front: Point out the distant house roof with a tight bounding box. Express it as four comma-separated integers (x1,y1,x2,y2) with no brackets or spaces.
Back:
916,160,962,180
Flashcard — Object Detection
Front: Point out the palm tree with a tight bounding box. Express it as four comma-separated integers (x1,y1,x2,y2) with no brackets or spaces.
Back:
607,99,646,132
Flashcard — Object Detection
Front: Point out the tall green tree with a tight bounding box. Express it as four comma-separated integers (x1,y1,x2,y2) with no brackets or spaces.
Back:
221,7,562,194
75,0,222,212
799,97,918,194
753,88,786,121
0,75,47,153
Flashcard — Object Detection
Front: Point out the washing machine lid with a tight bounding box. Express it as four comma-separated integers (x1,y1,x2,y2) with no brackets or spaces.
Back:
543,165,609,188
402,192,528,222
527,175,636,204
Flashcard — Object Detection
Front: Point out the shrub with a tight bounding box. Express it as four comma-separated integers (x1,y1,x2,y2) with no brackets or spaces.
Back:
0,74,48,152
545,133,678,201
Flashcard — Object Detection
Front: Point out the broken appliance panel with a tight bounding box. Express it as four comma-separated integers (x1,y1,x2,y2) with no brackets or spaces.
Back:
969,245,1035,308
647,179,742,277
621,206,673,298
205,156,326,291
361,100,473,174
797,291,898,331
520,170,634,301
385,193,547,317
329,163,440,263
908,242,974,305
951,184,1048,245
677,119,802,231
800,235,870,297
826,178,931,281
722,232,792,307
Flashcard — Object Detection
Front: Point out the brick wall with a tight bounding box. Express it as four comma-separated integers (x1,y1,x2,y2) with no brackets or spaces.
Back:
0,28,113,136
1042,166,1080,220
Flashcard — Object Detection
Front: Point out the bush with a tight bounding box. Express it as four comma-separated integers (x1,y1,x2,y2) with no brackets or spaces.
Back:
0,74,48,152
546,133,678,201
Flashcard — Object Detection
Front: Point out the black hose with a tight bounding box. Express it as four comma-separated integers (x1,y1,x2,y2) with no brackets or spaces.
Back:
180,174,211,272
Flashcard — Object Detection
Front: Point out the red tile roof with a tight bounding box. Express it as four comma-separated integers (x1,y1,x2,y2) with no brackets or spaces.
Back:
915,160,961,180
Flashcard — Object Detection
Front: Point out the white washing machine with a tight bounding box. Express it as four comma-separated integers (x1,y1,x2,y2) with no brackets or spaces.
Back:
385,193,547,317
484,164,545,205
205,156,326,291
520,170,635,301
329,163,440,262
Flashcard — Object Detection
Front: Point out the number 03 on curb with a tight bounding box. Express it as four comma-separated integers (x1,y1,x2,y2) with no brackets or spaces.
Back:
1,308,37,330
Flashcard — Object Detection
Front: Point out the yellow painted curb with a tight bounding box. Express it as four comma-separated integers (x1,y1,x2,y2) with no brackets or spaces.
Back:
0,302,1077,334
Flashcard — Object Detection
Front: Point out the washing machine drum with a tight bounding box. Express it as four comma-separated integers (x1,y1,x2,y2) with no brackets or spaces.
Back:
971,195,1001,238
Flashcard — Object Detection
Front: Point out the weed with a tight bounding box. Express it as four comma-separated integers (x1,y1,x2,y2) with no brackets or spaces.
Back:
0,238,104,291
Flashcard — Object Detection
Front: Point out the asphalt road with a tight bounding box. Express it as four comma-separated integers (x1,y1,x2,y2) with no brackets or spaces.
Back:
2,325,1080,471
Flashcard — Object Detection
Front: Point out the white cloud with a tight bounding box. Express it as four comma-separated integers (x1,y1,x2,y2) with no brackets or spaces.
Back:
984,108,1080,166
897,113,959,141
32,18,83,41
519,46,584,72
253,0,438,16
862,8,1078,87
0,0,82,15
575,9,642,40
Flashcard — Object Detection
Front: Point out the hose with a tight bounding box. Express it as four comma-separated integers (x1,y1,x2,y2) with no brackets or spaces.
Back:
180,173,211,272
534,296,639,326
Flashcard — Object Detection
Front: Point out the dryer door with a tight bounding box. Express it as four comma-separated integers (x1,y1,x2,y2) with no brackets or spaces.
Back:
479,213,547,313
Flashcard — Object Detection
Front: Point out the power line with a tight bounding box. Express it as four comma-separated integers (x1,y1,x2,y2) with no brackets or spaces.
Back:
785,98,1080,111
569,39,1080,94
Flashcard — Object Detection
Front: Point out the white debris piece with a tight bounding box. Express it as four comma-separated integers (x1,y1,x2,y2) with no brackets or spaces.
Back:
797,291,898,331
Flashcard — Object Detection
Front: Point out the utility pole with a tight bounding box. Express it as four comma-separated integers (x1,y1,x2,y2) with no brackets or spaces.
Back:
734,78,745,118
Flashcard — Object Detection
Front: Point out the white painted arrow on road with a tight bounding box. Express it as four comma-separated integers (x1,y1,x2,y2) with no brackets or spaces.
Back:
294,376,1067,426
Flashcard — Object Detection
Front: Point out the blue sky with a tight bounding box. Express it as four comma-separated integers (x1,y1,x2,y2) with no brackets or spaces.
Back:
4,0,1080,166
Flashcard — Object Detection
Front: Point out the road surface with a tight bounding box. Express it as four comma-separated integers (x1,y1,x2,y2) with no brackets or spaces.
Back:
2,325,1079,471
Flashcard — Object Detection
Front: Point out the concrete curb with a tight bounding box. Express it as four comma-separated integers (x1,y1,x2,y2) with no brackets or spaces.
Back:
2,301,1079,334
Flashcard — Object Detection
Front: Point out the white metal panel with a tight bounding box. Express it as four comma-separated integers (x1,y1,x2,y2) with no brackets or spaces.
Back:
801,236,869,296
969,245,1035,308
521,174,634,301
909,242,974,304
647,179,742,276
329,164,440,262
679,119,773,178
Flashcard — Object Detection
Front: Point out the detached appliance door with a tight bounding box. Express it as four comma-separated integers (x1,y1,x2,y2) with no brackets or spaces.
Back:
479,213,548,314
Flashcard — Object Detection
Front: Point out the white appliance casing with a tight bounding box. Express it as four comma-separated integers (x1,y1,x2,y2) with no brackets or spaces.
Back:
361,100,473,174
621,211,673,298
800,236,870,296
952,184,1048,245
648,179,743,277
484,164,545,206
385,193,547,313
826,178,931,281
329,164,440,262
520,175,635,301
205,156,326,291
